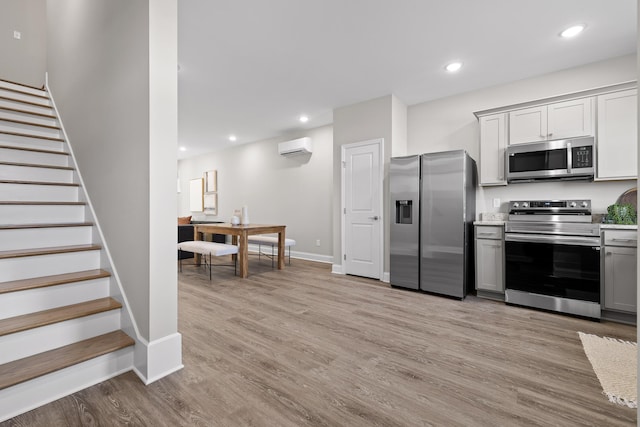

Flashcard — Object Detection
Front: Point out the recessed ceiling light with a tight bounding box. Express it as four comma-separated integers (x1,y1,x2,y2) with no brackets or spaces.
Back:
560,25,585,38
229,135,237,142
179,146,187,152
445,62,462,72
299,115,309,123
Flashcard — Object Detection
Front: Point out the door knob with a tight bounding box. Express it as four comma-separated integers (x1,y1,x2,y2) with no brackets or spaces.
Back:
369,216,379,220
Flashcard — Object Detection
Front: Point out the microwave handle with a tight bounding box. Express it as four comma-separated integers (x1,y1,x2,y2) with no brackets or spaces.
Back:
566,141,572,173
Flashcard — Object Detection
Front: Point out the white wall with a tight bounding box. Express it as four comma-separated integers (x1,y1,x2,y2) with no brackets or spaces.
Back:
408,54,638,215
178,125,333,261
0,0,46,87
47,0,180,380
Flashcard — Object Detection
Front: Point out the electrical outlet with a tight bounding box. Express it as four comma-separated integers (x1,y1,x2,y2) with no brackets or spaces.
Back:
493,198,501,208
13,31,21,40
315,239,321,247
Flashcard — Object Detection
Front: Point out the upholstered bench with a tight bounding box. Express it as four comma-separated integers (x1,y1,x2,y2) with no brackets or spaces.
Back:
247,235,296,267
178,241,238,279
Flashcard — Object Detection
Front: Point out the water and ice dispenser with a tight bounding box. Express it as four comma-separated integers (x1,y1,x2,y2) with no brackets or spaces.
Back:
395,200,413,224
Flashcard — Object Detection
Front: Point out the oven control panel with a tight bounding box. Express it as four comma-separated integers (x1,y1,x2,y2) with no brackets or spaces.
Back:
510,199,591,213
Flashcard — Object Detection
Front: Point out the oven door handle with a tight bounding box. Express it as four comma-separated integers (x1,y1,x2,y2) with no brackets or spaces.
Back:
505,233,601,247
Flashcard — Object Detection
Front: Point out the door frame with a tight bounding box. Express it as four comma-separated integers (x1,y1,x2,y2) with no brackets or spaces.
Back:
340,138,384,280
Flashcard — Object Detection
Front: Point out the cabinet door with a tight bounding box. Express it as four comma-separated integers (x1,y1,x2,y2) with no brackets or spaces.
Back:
475,238,504,293
509,106,547,144
596,89,638,180
547,98,593,140
479,114,507,186
604,246,637,313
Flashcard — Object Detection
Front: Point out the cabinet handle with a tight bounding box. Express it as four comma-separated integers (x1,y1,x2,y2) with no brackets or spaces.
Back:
606,251,612,255
477,233,497,237
547,133,553,137
612,238,636,243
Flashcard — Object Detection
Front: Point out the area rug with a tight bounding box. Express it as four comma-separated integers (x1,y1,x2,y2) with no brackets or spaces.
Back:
578,332,637,408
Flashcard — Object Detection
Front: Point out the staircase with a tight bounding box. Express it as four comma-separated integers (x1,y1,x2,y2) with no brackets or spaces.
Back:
0,79,135,421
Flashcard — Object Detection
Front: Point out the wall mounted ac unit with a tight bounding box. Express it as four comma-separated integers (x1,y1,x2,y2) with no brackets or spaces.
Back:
278,137,312,156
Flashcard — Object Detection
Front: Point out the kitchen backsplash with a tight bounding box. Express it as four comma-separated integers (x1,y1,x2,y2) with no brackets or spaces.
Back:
477,179,636,217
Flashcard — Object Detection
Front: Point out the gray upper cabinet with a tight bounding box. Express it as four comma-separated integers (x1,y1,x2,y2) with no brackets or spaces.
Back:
596,89,638,180
509,98,593,145
479,113,507,186
475,82,636,186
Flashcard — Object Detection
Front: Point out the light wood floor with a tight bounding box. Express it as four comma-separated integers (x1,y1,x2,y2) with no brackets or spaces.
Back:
3,258,637,426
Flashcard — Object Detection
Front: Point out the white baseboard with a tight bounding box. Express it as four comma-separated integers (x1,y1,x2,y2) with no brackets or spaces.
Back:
331,264,344,275
0,347,133,423
382,272,390,283
133,332,183,385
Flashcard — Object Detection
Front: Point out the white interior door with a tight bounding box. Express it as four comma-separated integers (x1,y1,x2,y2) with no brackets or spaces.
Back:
343,139,383,279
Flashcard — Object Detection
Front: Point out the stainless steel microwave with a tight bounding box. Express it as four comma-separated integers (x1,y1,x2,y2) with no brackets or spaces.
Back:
506,136,594,183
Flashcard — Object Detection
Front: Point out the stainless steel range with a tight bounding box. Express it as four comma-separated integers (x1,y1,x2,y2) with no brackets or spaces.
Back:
504,199,601,319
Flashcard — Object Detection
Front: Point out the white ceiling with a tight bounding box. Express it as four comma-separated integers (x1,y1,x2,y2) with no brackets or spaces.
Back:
177,0,637,159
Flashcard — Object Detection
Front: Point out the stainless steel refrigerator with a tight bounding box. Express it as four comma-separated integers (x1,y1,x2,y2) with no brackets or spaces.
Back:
390,150,476,299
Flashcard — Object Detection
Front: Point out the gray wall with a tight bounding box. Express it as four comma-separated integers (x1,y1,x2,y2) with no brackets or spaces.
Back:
332,95,396,274
178,125,333,260
408,54,638,215
47,0,162,341
0,0,46,87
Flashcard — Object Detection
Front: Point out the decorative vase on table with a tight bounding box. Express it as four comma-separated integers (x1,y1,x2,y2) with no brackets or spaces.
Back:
241,206,250,225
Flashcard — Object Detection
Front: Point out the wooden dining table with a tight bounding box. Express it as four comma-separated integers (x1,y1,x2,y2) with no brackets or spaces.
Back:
192,223,287,278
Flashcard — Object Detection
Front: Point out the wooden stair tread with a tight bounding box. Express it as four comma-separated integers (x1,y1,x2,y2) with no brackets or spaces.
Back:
0,130,63,142
0,179,78,187
0,201,84,206
0,84,49,100
0,105,56,119
0,330,134,390
0,117,59,130
0,297,120,337
0,161,73,170
0,95,51,109
0,222,93,230
0,297,121,337
0,144,68,156
0,78,46,92
0,244,101,259
0,269,110,294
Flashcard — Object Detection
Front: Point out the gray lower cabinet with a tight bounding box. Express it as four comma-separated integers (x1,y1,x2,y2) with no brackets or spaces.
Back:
603,229,637,315
475,225,504,297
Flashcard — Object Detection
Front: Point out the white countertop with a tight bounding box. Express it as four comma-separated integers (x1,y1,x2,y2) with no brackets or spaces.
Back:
474,220,505,226
600,224,638,230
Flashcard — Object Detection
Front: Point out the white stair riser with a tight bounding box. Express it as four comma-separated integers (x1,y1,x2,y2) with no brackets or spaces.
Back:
0,147,69,167
0,227,92,251
0,81,47,97
0,99,53,116
0,109,57,127
0,278,110,320
0,347,133,423
0,89,50,107
0,122,60,139
0,310,121,365
0,133,64,151
0,250,101,282
0,183,78,202
0,164,73,183
0,204,84,225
